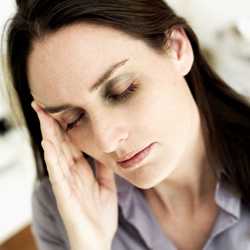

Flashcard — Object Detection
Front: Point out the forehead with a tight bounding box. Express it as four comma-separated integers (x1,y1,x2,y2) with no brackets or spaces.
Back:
27,23,152,105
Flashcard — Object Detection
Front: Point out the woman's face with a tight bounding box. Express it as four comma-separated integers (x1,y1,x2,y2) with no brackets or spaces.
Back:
28,23,199,189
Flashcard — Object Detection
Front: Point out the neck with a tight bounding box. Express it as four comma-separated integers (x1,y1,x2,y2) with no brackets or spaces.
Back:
143,123,218,217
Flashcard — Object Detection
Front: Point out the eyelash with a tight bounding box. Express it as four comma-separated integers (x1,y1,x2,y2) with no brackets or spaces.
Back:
66,83,138,131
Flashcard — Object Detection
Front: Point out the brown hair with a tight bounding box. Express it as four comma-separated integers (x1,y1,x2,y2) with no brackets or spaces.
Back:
5,0,250,208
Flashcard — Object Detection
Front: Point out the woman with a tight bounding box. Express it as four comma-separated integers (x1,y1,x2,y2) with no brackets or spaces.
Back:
5,0,250,249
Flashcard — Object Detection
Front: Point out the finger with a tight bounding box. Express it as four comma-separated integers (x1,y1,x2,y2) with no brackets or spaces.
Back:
64,135,83,160
62,137,97,188
35,111,73,185
42,111,64,144
31,100,63,141
72,156,97,188
55,139,74,180
42,139,68,186
95,161,116,193
31,101,48,140
32,101,65,158
32,102,97,191
55,132,85,178
61,139,74,167
32,101,78,178
50,117,66,146
53,133,95,187
31,101,41,113
42,139,75,203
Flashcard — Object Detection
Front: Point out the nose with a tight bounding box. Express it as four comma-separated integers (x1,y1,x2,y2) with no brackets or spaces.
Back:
91,114,129,154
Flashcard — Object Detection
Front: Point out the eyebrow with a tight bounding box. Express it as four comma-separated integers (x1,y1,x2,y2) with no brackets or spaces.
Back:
43,58,129,114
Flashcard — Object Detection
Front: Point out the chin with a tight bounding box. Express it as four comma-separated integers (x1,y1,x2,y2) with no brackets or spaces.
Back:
121,155,177,189
133,165,178,190
130,173,168,190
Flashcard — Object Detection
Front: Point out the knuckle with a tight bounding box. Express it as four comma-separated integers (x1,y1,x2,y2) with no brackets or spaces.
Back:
74,155,85,165
61,138,68,148
68,159,75,169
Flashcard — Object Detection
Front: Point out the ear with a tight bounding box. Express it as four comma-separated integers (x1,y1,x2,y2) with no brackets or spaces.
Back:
164,27,194,76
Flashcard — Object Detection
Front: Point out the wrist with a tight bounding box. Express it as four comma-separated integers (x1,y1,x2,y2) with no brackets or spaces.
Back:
69,236,112,250
66,224,113,250
70,242,111,250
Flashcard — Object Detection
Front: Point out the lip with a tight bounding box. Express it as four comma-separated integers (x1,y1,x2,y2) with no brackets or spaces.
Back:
117,142,155,169
117,143,153,162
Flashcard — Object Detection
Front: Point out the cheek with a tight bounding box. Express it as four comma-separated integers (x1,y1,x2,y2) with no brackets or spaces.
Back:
142,76,195,141
67,128,93,154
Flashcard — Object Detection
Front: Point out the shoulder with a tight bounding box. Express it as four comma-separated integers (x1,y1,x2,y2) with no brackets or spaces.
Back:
31,177,70,249
32,177,58,215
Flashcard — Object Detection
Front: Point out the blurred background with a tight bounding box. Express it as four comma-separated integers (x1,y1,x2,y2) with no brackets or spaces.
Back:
0,1,250,249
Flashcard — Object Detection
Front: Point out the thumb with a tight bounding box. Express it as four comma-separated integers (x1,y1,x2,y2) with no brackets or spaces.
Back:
95,160,117,193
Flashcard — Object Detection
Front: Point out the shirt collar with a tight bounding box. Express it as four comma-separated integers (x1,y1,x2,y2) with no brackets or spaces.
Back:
116,174,242,219
115,174,242,248
115,174,134,215
115,175,157,248
214,177,241,220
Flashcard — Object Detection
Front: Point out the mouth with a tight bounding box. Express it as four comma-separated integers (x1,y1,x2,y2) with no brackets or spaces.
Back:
117,142,156,169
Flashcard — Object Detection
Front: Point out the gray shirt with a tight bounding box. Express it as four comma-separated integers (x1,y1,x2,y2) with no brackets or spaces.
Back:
31,172,250,250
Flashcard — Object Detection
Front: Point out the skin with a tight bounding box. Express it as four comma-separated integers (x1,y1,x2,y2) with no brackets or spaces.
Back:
28,23,218,249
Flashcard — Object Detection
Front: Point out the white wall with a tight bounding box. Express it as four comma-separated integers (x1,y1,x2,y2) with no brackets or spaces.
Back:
167,0,250,46
0,1,16,41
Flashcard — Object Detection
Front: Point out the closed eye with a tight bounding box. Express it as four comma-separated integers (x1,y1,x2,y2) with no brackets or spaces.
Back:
66,112,85,131
105,82,138,103
65,82,139,131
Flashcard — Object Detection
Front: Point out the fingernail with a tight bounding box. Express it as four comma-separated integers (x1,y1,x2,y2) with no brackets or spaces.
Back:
41,140,46,149
31,102,37,111
32,101,43,112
